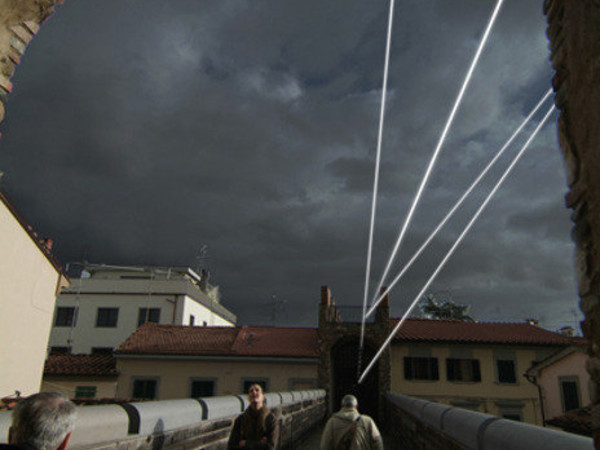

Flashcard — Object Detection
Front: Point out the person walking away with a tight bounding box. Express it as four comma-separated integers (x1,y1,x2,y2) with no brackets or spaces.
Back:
320,394,383,450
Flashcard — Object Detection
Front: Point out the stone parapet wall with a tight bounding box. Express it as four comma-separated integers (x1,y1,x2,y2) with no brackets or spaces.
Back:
0,390,326,450
384,393,592,450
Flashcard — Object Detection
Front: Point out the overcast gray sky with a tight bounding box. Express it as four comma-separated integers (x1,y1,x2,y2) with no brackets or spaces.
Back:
0,0,582,330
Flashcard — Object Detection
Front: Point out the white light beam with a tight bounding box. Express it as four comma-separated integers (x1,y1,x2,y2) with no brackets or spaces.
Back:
360,0,397,358
358,105,556,384
366,88,553,317
370,0,505,306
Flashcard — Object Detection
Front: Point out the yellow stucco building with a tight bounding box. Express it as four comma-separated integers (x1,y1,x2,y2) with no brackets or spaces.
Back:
0,190,69,397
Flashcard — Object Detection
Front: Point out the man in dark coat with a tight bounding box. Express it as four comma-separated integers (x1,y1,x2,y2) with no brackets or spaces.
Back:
227,384,279,450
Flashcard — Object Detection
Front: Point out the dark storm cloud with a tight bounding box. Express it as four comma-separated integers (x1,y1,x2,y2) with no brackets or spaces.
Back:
0,0,582,330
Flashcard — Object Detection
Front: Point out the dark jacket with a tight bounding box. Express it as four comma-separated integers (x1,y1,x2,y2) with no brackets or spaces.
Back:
227,406,279,450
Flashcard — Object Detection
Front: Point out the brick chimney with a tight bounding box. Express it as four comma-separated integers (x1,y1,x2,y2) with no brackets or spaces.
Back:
321,286,332,306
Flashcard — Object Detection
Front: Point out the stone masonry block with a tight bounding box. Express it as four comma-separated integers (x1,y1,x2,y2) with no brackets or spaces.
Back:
10,37,26,55
9,25,34,45
23,21,40,35
0,75,13,93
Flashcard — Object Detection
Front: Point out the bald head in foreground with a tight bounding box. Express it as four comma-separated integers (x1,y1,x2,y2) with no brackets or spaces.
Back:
320,395,383,450
2,392,77,450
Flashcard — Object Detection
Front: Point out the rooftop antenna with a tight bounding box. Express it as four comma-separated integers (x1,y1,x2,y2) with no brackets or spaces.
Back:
195,244,209,275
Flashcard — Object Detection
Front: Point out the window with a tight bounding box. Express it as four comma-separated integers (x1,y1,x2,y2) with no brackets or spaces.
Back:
502,413,522,421
75,386,97,398
91,347,113,355
138,308,161,326
49,346,70,355
404,357,439,381
560,378,581,412
203,321,208,326
96,308,119,327
132,378,157,399
55,307,77,327
497,359,517,383
242,379,268,394
446,359,481,382
189,315,195,326
190,379,216,398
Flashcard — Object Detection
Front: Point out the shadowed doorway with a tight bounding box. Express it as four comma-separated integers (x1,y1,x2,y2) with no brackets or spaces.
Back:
331,339,379,420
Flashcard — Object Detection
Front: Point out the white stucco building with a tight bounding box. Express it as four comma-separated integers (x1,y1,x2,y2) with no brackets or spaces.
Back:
0,191,69,397
49,264,237,354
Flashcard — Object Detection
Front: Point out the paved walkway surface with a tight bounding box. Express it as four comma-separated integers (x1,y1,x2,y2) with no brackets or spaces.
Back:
295,424,391,449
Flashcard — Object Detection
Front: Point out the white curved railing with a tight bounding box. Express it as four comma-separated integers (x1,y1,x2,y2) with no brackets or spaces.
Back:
0,389,326,448
385,393,593,450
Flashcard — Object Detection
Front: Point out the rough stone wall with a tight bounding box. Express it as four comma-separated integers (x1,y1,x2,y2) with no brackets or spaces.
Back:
0,0,63,130
317,286,391,419
544,0,600,446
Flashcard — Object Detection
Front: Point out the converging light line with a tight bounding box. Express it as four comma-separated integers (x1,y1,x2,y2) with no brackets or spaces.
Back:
365,88,553,317
358,105,556,384
370,0,505,306
360,0,397,359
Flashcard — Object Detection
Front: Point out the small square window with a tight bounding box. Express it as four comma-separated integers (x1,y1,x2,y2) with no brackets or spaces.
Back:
446,359,481,382
96,308,119,327
91,347,113,355
50,346,70,355
133,379,157,400
190,379,215,398
55,307,77,327
502,413,522,421
138,308,161,326
75,386,97,399
404,357,439,381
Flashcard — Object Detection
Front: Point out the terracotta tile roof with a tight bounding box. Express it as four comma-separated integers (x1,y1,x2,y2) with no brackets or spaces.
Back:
44,354,117,376
391,318,574,345
116,323,318,358
231,326,318,357
546,406,593,437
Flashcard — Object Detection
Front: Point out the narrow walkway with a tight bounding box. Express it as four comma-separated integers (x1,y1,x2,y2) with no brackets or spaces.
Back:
295,424,391,449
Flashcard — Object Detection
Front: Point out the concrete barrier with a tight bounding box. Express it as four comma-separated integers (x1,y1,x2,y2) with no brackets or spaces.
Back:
198,396,243,421
385,393,594,450
69,405,129,446
126,399,204,435
0,390,327,449
264,392,282,407
421,401,452,430
0,411,10,443
443,406,497,449
279,392,294,405
483,417,593,450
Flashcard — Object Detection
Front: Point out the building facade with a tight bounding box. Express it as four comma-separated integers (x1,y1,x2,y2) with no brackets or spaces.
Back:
526,343,591,423
49,264,237,354
41,354,118,400
0,191,69,397
114,324,319,399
